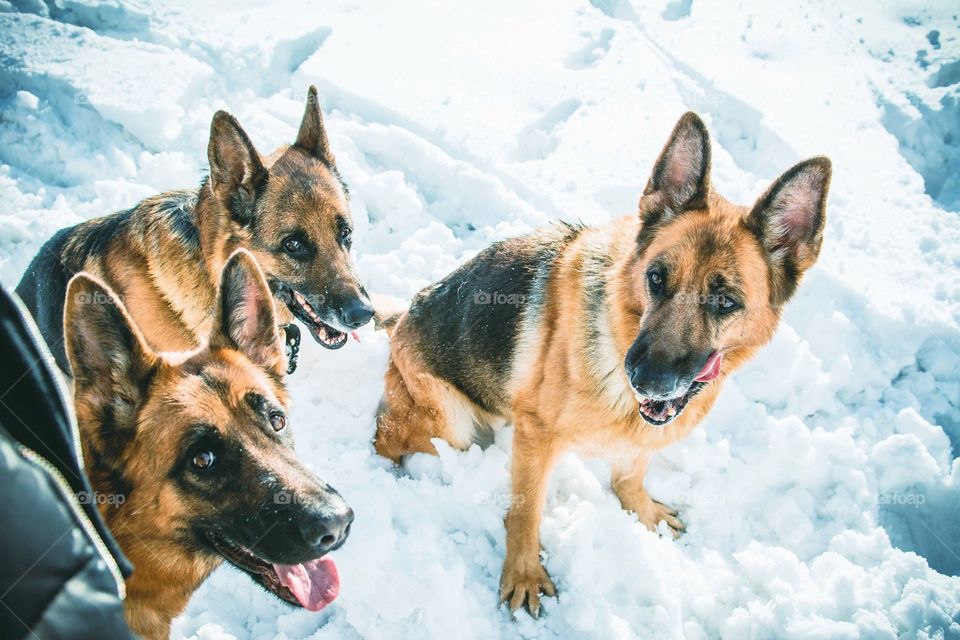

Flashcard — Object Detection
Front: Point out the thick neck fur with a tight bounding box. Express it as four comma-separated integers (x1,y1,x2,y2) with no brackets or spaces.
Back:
119,534,219,640
83,444,219,640
119,184,235,350
194,180,236,292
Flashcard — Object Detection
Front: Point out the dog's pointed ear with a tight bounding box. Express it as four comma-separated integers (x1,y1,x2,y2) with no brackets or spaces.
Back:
746,156,831,305
643,112,712,216
65,274,157,450
293,85,336,167
208,111,268,226
209,250,286,378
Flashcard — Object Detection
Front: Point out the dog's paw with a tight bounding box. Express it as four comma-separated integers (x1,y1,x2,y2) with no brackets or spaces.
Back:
636,500,685,538
499,561,556,618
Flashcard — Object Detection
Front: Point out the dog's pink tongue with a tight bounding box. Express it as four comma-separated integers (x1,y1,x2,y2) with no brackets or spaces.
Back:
273,557,340,612
694,351,723,382
351,331,361,343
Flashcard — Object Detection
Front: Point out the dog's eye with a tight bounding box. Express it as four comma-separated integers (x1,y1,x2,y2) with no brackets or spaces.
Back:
283,237,304,254
269,411,287,432
713,295,741,314
339,225,353,249
191,451,216,470
647,269,665,294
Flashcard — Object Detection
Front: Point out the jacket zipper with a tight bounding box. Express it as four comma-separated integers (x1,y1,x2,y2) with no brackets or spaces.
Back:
8,294,86,470
19,445,126,599
8,293,125,599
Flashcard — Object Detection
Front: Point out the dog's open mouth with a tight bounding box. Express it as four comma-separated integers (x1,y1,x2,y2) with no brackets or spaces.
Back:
205,532,340,612
273,282,348,350
636,351,723,427
637,385,702,426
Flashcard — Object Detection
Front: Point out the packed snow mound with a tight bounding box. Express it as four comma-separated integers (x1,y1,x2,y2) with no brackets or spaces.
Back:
1,1,958,639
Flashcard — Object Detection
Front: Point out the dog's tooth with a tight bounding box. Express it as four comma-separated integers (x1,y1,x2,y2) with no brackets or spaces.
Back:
294,291,305,304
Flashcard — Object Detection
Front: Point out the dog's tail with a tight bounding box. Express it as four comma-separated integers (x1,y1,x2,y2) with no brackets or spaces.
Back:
372,294,407,336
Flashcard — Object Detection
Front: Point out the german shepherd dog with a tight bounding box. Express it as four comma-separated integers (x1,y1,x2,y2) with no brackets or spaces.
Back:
374,113,831,616
18,86,372,376
64,250,354,639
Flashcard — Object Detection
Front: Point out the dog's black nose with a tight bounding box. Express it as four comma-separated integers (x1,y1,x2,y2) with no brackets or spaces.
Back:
297,506,354,554
340,298,374,329
627,361,682,399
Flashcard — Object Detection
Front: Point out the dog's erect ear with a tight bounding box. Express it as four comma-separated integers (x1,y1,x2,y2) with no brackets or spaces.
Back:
643,112,712,215
293,85,336,167
209,250,286,378
208,111,268,226
747,156,831,305
65,274,157,454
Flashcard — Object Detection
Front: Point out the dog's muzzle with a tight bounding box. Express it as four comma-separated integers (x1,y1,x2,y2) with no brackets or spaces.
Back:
627,351,723,426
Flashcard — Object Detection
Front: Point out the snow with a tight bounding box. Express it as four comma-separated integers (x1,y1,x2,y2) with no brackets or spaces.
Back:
1,0,959,638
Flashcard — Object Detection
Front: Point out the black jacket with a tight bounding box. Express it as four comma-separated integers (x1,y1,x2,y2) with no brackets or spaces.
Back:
0,285,136,639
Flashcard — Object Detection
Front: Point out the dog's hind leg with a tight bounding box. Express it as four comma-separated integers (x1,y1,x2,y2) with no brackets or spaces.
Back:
611,452,685,537
374,342,473,462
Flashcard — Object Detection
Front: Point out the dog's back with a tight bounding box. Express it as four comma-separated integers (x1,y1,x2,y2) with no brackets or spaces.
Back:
15,198,198,373
400,224,581,416
17,222,93,371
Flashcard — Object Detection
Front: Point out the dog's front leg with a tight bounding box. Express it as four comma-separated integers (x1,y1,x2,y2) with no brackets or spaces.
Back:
499,414,561,618
612,452,685,537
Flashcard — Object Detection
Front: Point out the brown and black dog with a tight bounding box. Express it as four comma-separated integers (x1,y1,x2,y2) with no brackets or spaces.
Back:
19,86,372,375
64,250,354,639
374,113,831,616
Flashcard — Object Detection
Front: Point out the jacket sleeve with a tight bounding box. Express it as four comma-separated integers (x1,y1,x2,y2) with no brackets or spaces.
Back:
0,283,137,639
0,426,138,639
